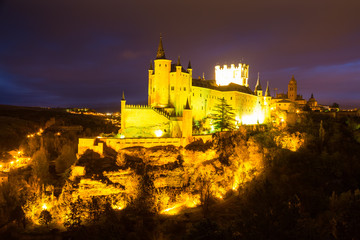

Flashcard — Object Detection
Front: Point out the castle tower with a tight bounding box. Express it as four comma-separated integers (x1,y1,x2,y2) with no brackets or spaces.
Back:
288,75,297,101
148,35,172,107
120,91,126,132
254,73,263,96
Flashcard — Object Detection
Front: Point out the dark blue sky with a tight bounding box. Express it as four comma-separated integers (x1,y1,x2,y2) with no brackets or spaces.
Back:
1,0,359,111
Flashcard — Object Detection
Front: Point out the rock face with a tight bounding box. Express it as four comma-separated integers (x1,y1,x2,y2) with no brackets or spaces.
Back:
71,133,267,214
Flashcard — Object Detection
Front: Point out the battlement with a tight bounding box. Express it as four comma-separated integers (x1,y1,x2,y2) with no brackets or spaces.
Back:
215,63,249,87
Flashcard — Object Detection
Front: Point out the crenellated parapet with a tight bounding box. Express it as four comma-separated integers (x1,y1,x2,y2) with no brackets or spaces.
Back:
215,63,249,87
125,104,152,109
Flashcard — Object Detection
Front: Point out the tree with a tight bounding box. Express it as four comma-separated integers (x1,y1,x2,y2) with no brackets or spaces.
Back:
331,102,340,109
55,145,76,174
88,196,101,223
211,98,235,131
39,209,52,226
31,148,49,184
64,196,84,230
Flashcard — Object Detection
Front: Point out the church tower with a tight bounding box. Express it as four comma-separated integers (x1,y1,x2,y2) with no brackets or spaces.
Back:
148,35,172,107
288,75,297,101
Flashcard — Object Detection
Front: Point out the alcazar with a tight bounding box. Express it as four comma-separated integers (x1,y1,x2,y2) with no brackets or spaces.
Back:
119,36,272,140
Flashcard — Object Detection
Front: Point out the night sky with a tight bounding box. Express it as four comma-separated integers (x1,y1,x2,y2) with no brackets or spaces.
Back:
1,0,360,112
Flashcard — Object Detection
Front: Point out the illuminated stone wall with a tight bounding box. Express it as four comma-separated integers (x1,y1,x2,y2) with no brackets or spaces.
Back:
215,63,249,86
121,106,171,138
169,67,192,116
191,86,271,125
148,59,172,107
78,137,182,154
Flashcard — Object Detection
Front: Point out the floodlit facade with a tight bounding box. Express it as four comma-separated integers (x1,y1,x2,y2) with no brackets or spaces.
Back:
120,36,272,139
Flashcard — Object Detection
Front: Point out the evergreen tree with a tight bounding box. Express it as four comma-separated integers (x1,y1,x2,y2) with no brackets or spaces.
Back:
64,196,83,230
211,97,235,131
39,209,52,226
31,148,49,184
55,145,76,174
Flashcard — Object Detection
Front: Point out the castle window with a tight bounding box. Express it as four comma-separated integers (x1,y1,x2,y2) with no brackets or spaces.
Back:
159,64,161,67
202,106,203,110
165,64,167,67
153,88,155,92
171,86,174,91
231,97,232,100
184,87,186,91
200,94,202,97
193,93,194,96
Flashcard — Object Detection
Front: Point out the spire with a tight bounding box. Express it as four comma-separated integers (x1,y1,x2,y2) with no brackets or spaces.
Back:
202,72,205,80
122,91,125,100
311,93,314,98
184,98,191,110
149,61,153,70
265,81,270,97
177,56,181,66
188,60,192,69
290,75,296,83
255,72,262,91
156,34,166,59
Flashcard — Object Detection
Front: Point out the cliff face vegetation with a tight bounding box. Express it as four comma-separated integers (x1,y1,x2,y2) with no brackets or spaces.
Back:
2,113,360,240
13,125,306,233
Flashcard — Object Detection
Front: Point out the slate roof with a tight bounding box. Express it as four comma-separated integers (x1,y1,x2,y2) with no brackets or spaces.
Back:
192,79,255,95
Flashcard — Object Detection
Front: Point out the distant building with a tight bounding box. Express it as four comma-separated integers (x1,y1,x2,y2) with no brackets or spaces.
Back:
272,75,316,112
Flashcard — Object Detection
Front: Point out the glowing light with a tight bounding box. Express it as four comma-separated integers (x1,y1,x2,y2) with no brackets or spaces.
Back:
42,203,47,210
0,164,2,168
10,161,14,165
241,111,265,125
161,204,182,215
215,63,248,86
18,151,21,155
119,134,125,139
112,204,124,210
154,130,163,137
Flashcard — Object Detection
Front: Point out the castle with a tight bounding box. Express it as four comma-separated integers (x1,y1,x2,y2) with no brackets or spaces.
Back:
119,36,272,141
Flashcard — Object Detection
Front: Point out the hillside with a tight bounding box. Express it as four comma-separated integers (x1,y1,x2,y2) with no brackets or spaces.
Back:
1,113,360,239
0,105,119,154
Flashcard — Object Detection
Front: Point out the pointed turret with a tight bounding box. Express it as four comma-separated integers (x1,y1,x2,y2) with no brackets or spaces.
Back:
290,75,296,83
122,91,125,100
156,34,166,59
265,81,270,97
254,72,263,97
149,61,153,71
177,56,181,66
311,93,314,98
184,98,191,110
255,72,262,91
188,60,192,69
